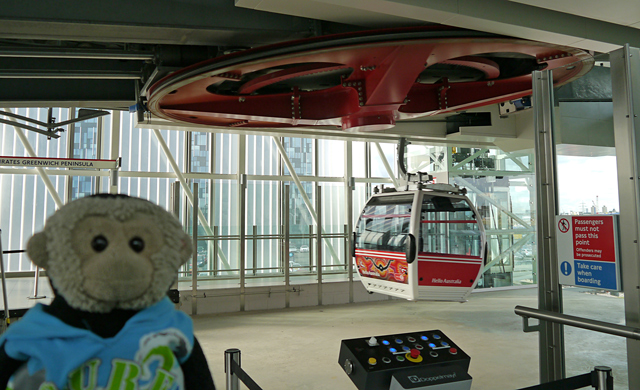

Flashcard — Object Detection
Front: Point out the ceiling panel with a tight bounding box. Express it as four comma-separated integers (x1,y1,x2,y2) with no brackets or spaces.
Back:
509,0,640,27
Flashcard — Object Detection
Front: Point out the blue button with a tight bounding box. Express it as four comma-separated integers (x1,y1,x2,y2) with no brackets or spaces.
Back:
433,334,441,340
395,339,403,344
428,343,436,348
382,340,390,345
402,346,410,351
441,341,449,347
421,335,428,341
389,347,397,353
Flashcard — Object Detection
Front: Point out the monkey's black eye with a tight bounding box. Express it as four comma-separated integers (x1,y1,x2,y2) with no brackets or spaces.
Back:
91,235,109,252
129,237,145,253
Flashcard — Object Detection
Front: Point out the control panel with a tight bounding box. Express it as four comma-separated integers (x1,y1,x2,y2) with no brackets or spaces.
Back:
338,330,471,390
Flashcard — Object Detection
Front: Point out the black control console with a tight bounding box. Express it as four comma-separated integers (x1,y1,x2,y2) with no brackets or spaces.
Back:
338,330,472,390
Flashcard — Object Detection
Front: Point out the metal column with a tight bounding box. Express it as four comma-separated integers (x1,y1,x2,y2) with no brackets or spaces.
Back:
109,110,120,194
238,135,247,311
317,185,323,306
239,174,247,311
284,185,290,308
532,69,565,382
191,182,198,316
611,44,640,389
345,141,355,303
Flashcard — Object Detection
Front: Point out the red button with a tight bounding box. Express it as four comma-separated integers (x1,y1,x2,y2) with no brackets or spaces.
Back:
410,349,420,359
449,348,458,355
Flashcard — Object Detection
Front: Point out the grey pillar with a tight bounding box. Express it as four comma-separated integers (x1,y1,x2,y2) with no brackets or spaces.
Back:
191,182,198,316
611,44,640,389
532,69,565,382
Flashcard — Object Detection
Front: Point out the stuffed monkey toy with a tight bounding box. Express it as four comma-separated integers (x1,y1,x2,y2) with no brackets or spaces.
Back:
0,194,215,390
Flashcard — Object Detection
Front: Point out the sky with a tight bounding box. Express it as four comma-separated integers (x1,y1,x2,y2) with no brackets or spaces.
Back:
557,155,619,214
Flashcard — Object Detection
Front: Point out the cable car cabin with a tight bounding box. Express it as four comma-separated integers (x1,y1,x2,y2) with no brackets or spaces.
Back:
354,186,486,302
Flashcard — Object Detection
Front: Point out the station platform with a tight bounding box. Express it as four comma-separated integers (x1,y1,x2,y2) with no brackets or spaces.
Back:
1,279,627,389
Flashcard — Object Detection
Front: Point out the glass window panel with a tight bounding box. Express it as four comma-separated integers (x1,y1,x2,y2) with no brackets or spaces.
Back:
282,137,313,176
247,135,279,175
122,113,185,173
190,132,211,173
72,108,98,160
355,194,413,252
247,180,280,274
371,142,397,178
318,139,344,177
352,141,367,178
420,195,481,256
214,133,238,174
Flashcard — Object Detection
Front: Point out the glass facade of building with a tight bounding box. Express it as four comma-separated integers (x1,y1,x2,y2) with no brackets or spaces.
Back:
0,109,535,292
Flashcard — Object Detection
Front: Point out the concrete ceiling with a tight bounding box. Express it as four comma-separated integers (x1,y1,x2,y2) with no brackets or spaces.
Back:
236,0,640,53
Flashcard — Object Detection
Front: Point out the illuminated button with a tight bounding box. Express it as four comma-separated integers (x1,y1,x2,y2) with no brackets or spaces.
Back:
432,334,441,340
428,343,436,348
415,344,424,350
395,338,403,344
368,357,377,365
396,355,405,362
382,357,392,363
382,340,390,346
407,336,416,342
449,348,458,355
402,346,411,352
420,335,428,341
389,347,397,353
441,341,449,347
430,351,438,358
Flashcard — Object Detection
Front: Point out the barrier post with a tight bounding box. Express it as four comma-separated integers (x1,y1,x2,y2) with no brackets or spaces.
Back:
595,366,613,390
225,348,241,390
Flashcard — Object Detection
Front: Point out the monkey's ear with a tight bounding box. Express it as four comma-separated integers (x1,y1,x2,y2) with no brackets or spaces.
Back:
27,232,49,268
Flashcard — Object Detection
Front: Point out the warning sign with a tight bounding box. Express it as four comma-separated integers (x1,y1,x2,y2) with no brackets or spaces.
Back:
556,215,620,291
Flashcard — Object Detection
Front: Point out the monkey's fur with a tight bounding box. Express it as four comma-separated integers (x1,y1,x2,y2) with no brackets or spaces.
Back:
0,194,215,390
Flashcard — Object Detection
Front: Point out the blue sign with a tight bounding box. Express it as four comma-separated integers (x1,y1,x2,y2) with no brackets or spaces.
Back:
574,260,618,290
560,261,572,276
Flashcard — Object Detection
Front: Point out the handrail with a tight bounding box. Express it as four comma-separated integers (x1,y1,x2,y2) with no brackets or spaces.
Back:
514,305,640,340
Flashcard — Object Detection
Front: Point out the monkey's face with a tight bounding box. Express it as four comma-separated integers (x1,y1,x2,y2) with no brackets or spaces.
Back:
71,213,164,303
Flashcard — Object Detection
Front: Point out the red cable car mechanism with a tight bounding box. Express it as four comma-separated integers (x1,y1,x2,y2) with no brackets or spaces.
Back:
148,26,593,132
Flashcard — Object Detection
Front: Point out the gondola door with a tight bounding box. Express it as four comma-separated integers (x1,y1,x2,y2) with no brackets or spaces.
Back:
354,192,420,300
416,192,486,301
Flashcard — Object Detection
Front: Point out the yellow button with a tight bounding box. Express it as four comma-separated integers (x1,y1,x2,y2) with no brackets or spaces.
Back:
368,357,377,365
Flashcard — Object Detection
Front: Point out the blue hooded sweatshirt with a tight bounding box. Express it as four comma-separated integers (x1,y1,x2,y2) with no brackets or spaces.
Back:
0,297,193,390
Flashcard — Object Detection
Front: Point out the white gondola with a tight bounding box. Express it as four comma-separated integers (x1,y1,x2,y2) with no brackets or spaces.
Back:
354,183,487,302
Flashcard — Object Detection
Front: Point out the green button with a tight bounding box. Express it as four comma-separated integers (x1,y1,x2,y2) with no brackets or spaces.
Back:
396,355,405,362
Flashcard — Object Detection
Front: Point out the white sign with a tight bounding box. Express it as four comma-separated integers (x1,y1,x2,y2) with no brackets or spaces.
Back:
556,215,621,291
0,156,119,169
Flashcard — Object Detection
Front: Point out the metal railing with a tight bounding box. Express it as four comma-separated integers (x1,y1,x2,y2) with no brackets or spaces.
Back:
178,225,350,278
514,305,640,340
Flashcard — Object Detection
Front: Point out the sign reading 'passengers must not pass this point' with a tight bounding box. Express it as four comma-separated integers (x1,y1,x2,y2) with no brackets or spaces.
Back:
556,215,621,291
